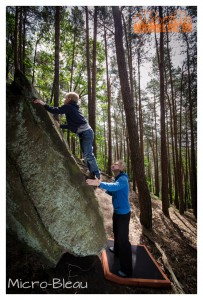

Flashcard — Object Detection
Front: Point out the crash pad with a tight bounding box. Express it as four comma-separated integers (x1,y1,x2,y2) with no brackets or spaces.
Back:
101,240,171,287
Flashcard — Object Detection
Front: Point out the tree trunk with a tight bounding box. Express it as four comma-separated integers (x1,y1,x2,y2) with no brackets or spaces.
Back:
166,109,173,204
166,29,181,211
164,67,178,208
186,37,197,218
53,6,60,121
184,112,190,209
18,7,23,72
91,6,98,156
138,49,144,163
102,109,107,172
32,38,41,85
114,113,119,160
153,90,160,197
178,65,185,214
14,6,19,71
85,7,92,125
70,31,76,91
112,6,152,229
126,131,130,175
147,143,152,192
159,6,169,217
122,9,134,100
104,27,112,175
22,7,27,74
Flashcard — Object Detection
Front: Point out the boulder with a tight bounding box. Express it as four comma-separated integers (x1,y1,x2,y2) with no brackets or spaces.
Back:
6,70,106,266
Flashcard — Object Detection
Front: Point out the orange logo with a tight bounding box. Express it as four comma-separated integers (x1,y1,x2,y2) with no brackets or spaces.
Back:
133,9,192,33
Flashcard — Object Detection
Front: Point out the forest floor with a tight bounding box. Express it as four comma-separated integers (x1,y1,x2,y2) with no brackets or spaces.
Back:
6,171,197,295
96,172,197,294
95,173,197,294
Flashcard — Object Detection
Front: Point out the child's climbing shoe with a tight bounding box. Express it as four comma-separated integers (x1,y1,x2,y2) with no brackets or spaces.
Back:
85,171,96,180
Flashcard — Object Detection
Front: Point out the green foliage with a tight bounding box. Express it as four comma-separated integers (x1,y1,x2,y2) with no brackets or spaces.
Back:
6,6,197,213
144,156,149,167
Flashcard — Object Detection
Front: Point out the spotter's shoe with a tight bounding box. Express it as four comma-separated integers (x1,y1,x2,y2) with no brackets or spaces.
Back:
117,270,128,278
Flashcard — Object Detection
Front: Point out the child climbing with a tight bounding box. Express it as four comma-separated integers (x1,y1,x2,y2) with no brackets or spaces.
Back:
33,92,100,179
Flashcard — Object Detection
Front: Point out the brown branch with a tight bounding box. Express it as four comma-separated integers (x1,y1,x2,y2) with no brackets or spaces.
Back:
142,227,185,294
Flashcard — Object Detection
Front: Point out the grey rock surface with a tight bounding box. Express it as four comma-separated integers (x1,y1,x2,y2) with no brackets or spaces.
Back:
6,70,106,266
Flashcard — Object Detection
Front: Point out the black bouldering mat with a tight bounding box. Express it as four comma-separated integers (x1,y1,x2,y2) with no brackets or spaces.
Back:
101,240,171,287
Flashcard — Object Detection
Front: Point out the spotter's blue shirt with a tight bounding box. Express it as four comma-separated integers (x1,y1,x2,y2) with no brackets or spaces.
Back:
100,172,130,215
44,101,87,133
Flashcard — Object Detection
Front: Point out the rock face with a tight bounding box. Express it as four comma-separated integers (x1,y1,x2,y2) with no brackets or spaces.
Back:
6,70,106,266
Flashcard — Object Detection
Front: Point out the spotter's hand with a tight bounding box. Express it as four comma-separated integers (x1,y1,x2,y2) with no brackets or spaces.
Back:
86,178,101,187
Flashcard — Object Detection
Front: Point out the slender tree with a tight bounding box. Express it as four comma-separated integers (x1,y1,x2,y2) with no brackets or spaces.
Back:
70,24,76,91
137,48,144,163
91,6,98,156
166,27,180,209
85,7,92,122
18,7,23,72
104,26,112,175
153,88,160,197
159,6,169,217
53,6,60,120
32,37,42,84
22,7,27,74
112,6,152,229
69,7,84,92
14,6,19,71
178,64,185,214
185,34,197,218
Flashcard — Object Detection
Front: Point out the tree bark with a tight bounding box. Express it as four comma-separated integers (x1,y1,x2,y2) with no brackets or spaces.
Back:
184,112,190,209
70,31,76,91
22,7,27,74
159,6,169,217
91,6,98,156
114,112,119,160
178,65,185,214
153,90,160,197
185,36,197,218
166,109,173,205
53,6,60,121
104,27,112,175
137,49,144,163
164,67,178,208
14,6,19,71
112,6,152,229
85,7,92,124
32,38,41,85
166,29,182,211
102,109,107,172
18,7,23,72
